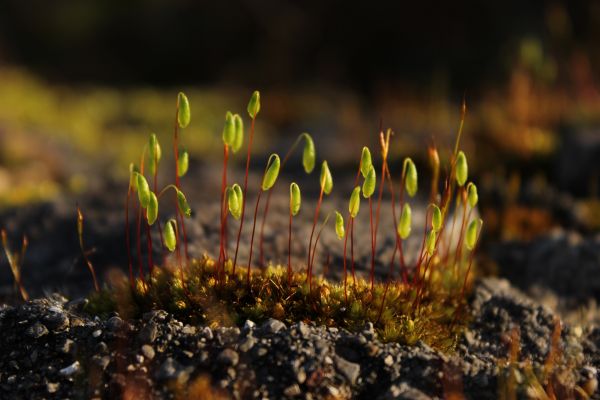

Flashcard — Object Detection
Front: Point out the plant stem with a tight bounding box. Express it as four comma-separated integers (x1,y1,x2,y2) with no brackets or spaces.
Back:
153,153,166,264
135,204,146,286
288,211,293,287
218,145,229,280
306,186,325,292
145,215,154,277
309,212,332,282
342,217,353,303
247,190,263,287
369,197,375,291
125,187,134,289
350,217,356,285
376,239,398,324
452,243,478,326
173,105,189,264
233,116,256,274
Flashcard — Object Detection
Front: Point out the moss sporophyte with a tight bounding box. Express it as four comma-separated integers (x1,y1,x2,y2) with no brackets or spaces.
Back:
77,91,486,350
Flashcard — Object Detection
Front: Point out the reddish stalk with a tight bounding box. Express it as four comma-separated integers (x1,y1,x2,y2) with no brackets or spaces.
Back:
246,191,263,286
341,217,353,303
259,135,305,266
369,197,375,291
172,106,189,264
125,187,134,289
135,205,146,286
145,216,154,277
373,129,391,289
76,208,100,292
287,211,293,286
306,186,325,292
153,152,166,265
233,116,256,274
376,240,398,324
452,242,479,326
309,213,332,283
218,145,229,279
452,188,469,267
350,218,356,284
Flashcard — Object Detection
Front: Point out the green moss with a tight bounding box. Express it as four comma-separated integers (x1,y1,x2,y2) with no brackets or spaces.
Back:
86,255,472,352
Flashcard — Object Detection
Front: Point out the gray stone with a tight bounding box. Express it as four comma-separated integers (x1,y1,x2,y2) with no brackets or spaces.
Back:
284,384,302,397
217,349,239,367
141,345,155,360
106,316,124,331
334,355,360,385
26,322,49,339
156,358,189,383
239,336,256,353
139,322,159,343
46,382,59,393
262,318,286,334
297,321,311,338
43,311,69,331
59,361,81,377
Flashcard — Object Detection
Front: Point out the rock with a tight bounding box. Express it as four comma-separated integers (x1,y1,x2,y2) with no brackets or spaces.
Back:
334,355,360,385
59,361,81,377
384,355,394,367
26,322,49,339
156,358,189,384
139,322,159,343
243,320,256,333
106,316,124,331
43,311,69,331
46,382,59,393
217,349,239,367
58,338,75,354
262,318,286,334
141,345,155,360
283,384,302,397
297,321,311,338
238,336,256,353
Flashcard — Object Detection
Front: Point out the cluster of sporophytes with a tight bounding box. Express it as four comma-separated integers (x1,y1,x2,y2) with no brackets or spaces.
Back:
85,92,483,350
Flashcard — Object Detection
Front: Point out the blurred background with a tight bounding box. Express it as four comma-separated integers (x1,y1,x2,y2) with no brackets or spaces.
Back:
1,0,600,300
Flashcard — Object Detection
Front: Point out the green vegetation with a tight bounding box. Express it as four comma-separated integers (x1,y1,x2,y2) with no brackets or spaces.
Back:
80,91,484,351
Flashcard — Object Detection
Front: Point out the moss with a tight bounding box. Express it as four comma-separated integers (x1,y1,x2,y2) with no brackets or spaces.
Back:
86,255,473,352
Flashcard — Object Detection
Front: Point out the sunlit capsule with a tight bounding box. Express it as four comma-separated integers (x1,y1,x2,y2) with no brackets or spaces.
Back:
177,92,191,128
177,190,192,218
456,151,468,186
404,158,418,197
360,147,372,178
129,163,139,191
222,111,236,147
164,219,177,252
398,203,412,240
362,165,376,198
426,230,437,256
290,182,301,216
147,192,159,225
228,185,242,220
262,154,280,191
247,90,261,119
136,173,151,208
334,211,345,240
148,133,161,175
302,133,316,174
349,186,361,218
232,114,244,153
467,182,478,208
320,161,333,195
465,218,482,251
177,148,189,178
431,204,442,232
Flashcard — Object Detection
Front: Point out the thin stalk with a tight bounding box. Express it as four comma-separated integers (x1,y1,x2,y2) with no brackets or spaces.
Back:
411,254,435,315
259,134,305,266
452,243,479,326
309,212,333,282
376,239,398,324
135,205,146,286
452,189,469,267
145,216,154,277
233,116,256,274
350,218,356,285
153,152,166,265
173,105,189,263
125,187,134,289
218,145,229,279
288,211,293,286
342,217,353,303
373,129,391,288
247,190,263,286
369,197,375,291
306,186,325,291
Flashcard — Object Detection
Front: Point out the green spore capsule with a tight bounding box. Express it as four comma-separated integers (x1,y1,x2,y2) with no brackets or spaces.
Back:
228,185,242,220
334,211,345,239
177,92,191,128
222,111,236,147
426,230,437,256
431,204,442,232
129,163,139,191
320,161,333,195
262,154,281,191
362,165,376,198
455,151,468,186
177,148,189,178
148,133,162,175
302,133,315,173
360,147,372,178
349,186,361,218
467,182,478,208
232,114,244,153
404,158,418,197
147,192,159,225
136,173,151,208
233,184,243,208
176,190,192,218
164,219,177,252
398,203,412,239
247,90,261,119
465,218,482,251
290,182,301,216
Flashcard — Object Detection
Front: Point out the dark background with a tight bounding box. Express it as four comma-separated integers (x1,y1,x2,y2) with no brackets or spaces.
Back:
1,0,598,94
